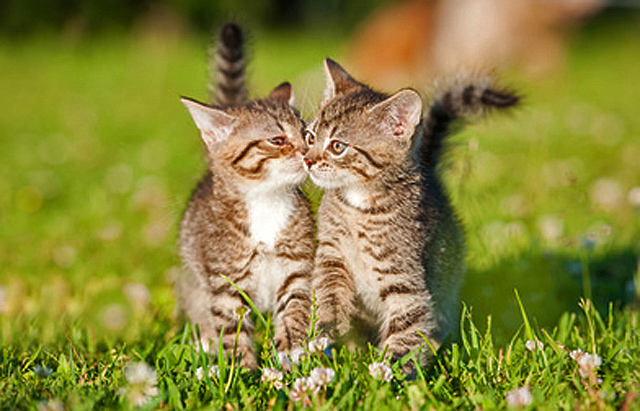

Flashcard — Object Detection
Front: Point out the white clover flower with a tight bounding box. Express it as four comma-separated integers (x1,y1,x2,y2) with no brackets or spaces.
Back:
309,367,335,387
277,351,293,373
36,399,64,411
505,386,533,407
538,215,564,243
122,361,159,406
590,178,623,211
290,377,316,405
525,340,544,351
261,367,284,389
195,365,220,381
289,347,305,365
628,187,640,207
570,349,602,379
308,337,330,354
125,362,157,385
368,362,393,382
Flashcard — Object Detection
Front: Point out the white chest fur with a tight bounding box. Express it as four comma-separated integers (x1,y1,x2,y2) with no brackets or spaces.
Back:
343,186,370,209
244,188,294,250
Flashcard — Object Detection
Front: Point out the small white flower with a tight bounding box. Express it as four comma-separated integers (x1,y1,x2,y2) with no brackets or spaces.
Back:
538,215,564,243
570,349,602,379
122,361,159,406
368,362,393,382
506,386,533,407
261,367,284,389
308,337,330,354
290,377,316,405
590,178,623,211
277,351,293,372
569,349,582,360
36,399,64,411
628,187,640,207
309,367,335,387
195,365,220,381
289,347,305,365
125,362,157,386
525,340,544,351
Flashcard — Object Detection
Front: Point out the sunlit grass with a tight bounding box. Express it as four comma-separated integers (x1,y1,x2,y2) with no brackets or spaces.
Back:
1,14,639,409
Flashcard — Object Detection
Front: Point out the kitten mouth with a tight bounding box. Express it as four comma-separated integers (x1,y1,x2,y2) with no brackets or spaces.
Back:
308,169,344,189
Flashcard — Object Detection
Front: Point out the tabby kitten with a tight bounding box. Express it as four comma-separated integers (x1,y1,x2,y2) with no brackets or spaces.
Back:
176,23,314,369
304,59,518,367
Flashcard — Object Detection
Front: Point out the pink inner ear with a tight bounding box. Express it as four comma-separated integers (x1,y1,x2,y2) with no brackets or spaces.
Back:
392,119,405,137
204,130,217,141
389,112,411,138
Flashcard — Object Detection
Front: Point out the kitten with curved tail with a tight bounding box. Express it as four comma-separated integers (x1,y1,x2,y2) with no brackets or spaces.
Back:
304,59,518,372
176,23,314,369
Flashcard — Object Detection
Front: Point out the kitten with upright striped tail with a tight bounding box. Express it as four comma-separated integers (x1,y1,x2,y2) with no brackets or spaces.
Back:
176,23,314,369
304,59,518,371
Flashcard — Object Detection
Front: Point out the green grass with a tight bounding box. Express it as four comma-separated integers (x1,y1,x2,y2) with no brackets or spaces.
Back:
1,13,640,409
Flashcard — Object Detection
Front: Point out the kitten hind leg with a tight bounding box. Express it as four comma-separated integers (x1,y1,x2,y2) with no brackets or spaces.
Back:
378,293,436,374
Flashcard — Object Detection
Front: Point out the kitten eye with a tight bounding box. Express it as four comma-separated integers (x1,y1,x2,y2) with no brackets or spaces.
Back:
329,140,348,155
267,136,287,146
304,130,315,146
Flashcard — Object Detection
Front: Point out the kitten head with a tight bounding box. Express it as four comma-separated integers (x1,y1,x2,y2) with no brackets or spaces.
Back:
303,59,422,189
182,82,306,191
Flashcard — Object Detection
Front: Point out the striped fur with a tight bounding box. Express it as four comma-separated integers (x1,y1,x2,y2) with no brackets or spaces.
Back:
305,59,518,372
421,78,519,169
209,23,246,106
176,25,313,369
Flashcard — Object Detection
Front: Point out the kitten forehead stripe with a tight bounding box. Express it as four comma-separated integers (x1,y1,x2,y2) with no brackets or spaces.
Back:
232,140,262,165
352,146,385,169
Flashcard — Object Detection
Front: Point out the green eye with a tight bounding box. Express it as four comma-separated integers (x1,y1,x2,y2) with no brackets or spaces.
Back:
329,140,347,155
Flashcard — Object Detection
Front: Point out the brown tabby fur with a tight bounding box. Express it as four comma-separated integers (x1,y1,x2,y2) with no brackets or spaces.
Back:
176,23,314,369
304,59,518,370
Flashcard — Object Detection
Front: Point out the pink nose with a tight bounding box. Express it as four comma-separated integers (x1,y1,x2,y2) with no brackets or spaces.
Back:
303,157,315,168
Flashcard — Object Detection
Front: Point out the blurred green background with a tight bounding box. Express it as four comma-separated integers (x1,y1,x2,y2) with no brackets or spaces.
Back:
0,0,639,346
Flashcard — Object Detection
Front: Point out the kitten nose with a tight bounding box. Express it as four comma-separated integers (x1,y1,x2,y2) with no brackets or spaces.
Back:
303,156,315,168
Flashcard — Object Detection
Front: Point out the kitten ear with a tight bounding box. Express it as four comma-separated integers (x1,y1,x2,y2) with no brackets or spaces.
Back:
368,89,422,140
323,58,362,101
268,82,295,106
181,97,237,149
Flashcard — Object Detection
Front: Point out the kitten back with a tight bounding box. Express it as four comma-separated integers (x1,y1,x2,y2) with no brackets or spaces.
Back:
421,77,519,169
209,22,246,107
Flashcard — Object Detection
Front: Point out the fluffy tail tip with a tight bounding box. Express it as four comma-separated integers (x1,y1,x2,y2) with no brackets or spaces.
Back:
220,23,243,49
480,88,520,109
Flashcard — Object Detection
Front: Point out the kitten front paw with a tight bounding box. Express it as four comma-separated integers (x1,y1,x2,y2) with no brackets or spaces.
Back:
238,351,258,370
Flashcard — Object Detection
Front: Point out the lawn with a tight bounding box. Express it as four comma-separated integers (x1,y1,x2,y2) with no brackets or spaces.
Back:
1,12,639,409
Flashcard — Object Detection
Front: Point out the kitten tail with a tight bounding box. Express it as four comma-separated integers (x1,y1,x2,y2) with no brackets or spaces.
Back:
421,78,520,169
209,22,246,106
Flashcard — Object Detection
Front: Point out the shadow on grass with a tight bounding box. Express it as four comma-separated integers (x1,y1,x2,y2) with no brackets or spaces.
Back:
462,248,637,344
